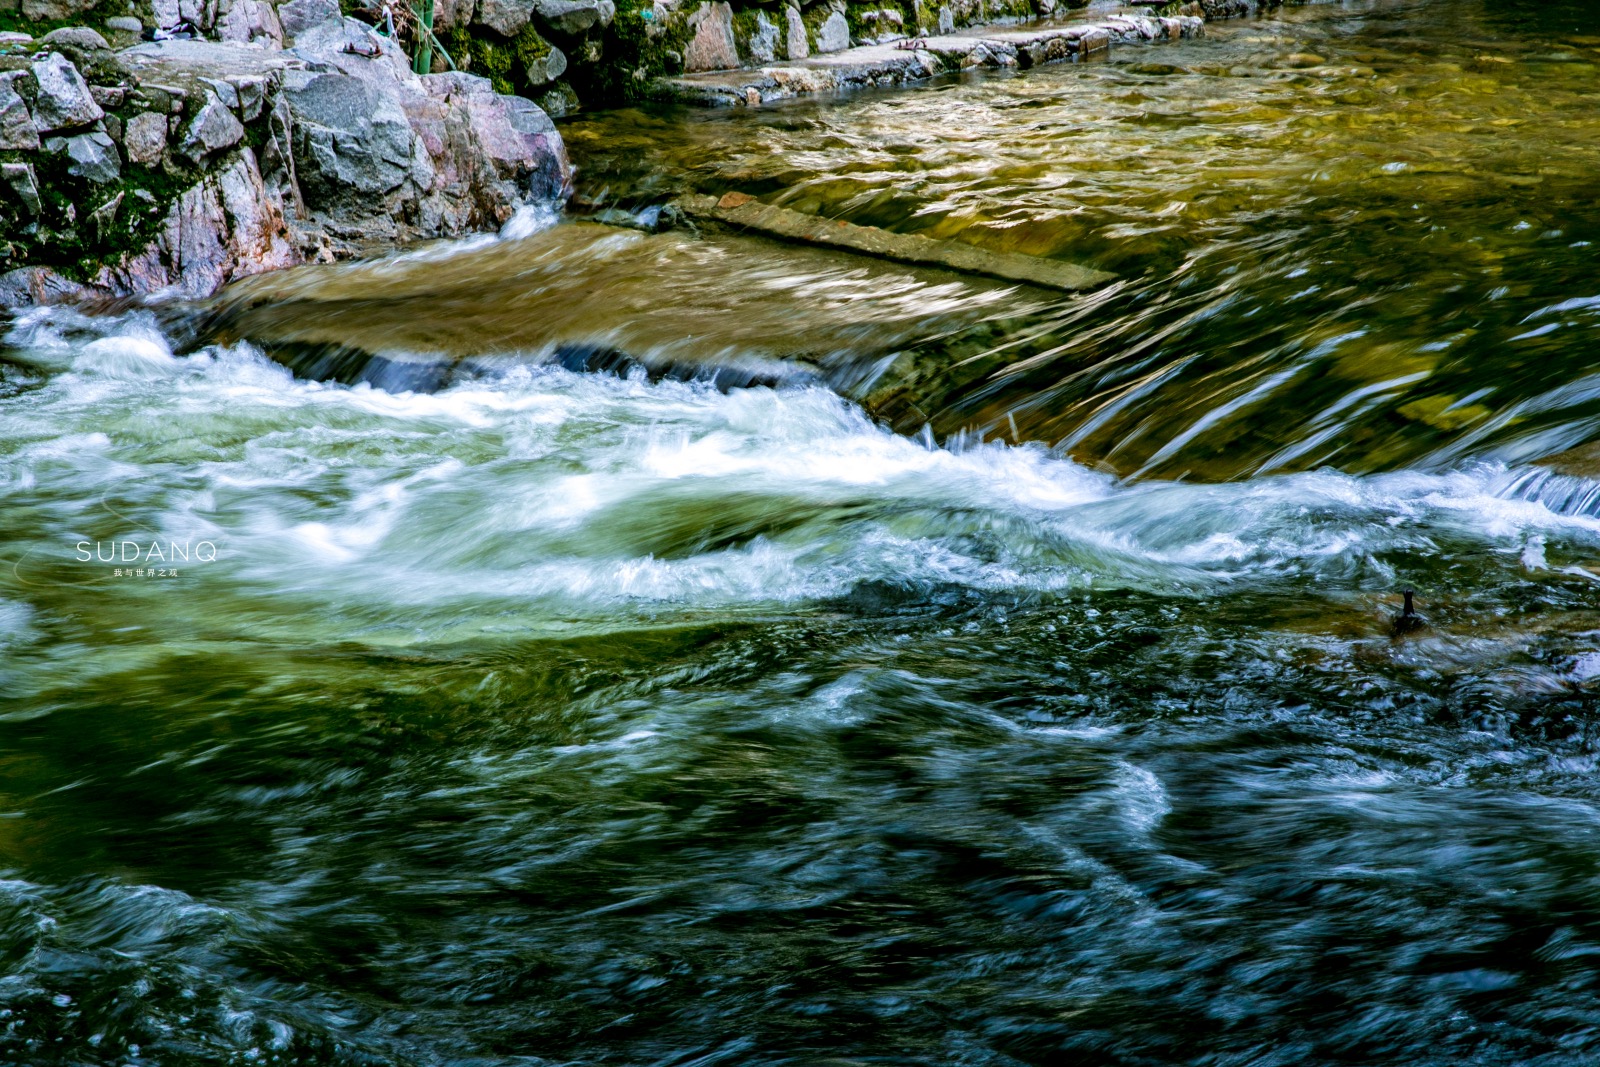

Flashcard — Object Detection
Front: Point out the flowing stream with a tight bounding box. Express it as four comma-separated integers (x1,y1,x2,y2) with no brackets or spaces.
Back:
5,1,1600,1063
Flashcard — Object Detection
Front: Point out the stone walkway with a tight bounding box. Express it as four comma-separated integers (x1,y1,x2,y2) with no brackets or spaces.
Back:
655,6,1219,107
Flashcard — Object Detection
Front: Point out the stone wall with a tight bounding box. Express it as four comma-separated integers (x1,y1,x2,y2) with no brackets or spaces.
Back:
433,0,1264,111
0,0,569,305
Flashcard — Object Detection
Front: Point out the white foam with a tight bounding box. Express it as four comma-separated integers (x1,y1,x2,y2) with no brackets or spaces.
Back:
73,334,179,379
11,305,1600,641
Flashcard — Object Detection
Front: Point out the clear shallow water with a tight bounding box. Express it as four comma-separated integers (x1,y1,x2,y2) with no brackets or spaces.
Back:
6,2,1600,1064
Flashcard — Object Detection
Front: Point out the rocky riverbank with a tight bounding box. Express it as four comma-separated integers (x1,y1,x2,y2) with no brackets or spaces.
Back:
654,4,1226,106
1,0,568,306
0,0,1270,307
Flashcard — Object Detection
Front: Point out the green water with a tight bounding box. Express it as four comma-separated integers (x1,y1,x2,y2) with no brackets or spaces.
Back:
4,2,1600,1064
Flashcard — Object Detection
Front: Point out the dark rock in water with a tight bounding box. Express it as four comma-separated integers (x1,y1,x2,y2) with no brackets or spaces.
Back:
1391,589,1426,638
676,192,1112,292
260,340,459,393
550,341,819,391
831,578,936,616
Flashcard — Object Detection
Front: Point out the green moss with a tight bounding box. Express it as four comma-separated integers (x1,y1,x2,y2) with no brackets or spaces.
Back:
470,31,516,93
0,0,139,39
564,0,691,105
446,23,473,70
801,3,830,43
846,1,915,41
536,80,578,117
446,21,557,95
730,7,759,52
1,138,197,283
513,21,553,65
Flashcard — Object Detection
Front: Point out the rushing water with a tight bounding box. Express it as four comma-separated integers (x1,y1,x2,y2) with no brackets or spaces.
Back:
5,1,1600,1063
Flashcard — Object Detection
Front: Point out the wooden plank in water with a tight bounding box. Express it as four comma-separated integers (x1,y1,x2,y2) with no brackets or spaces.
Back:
675,193,1115,293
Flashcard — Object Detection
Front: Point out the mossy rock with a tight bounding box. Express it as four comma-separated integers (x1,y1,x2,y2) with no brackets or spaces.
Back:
1,142,197,282
563,0,692,104
0,0,147,40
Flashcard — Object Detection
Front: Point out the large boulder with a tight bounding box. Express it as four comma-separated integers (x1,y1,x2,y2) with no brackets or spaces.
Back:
214,0,286,48
277,0,342,39
748,11,779,64
784,6,808,60
684,2,738,72
417,72,570,202
474,0,535,35
28,52,103,133
532,0,614,34
815,9,849,52
281,69,418,201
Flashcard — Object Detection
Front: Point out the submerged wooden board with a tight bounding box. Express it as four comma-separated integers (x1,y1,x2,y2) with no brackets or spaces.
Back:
675,193,1116,294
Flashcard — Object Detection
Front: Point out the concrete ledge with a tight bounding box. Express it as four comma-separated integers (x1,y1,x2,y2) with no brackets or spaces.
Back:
654,10,1208,107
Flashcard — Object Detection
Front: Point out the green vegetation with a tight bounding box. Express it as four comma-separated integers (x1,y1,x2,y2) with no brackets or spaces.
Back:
0,0,144,39
447,21,560,95
563,0,691,104
1,138,193,281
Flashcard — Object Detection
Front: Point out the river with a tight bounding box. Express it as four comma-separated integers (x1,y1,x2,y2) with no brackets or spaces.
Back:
3,0,1600,1063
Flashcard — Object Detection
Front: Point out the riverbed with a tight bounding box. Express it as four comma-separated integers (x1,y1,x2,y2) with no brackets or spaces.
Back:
4,1,1600,1063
